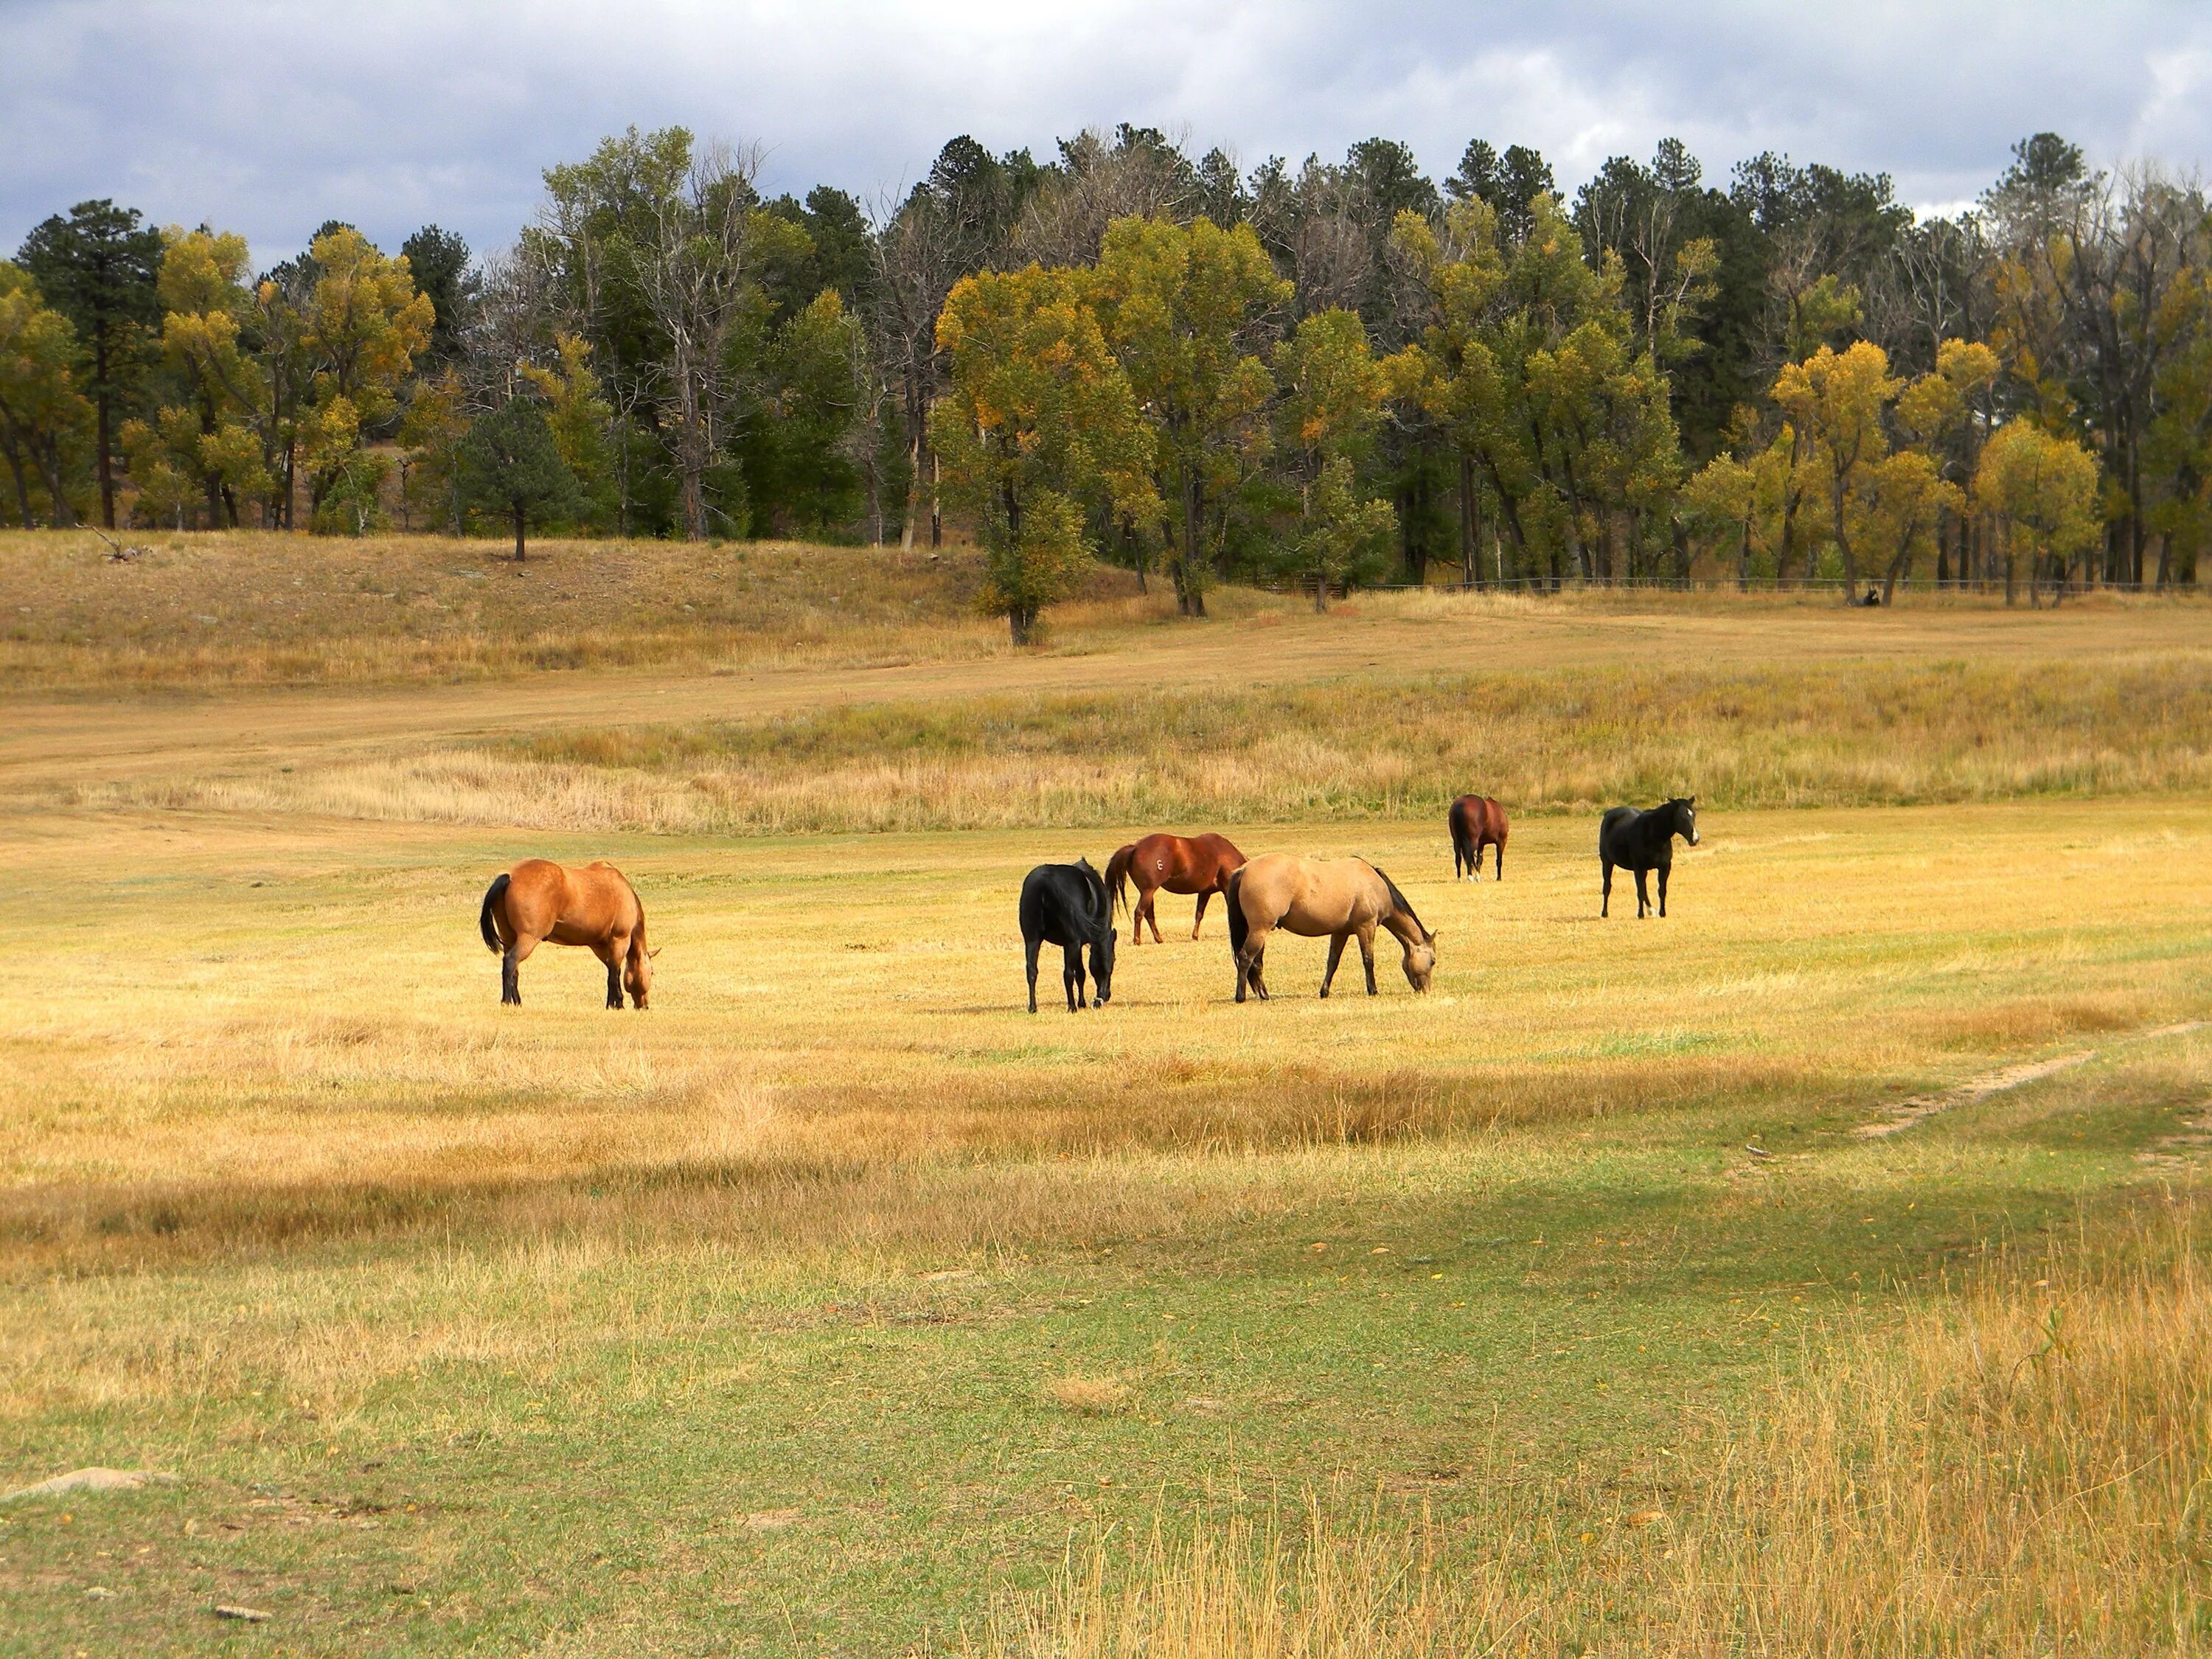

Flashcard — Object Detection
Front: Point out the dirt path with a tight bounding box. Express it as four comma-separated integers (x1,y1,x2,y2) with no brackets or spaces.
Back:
5,602,2201,795
1857,1021,2209,1138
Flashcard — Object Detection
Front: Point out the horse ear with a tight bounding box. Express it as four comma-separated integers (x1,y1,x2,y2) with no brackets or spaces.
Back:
1427,928,1441,945
647,947,662,959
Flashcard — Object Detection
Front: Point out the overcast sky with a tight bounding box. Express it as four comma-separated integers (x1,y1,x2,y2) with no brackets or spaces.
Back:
5,1,2211,266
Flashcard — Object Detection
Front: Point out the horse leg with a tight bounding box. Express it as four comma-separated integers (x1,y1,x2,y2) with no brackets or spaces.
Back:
598,940,624,1010
1191,888,1211,940
1142,886,1164,946
1063,942,1085,1011
1494,841,1503,881
1235,928,1270,1004
1358,924,1378,996
1026,936,1042,1015
1658,862,1669,919
1601,863,1613,918
501,933,537,1006
1319,932,1349,998
1635,869,1652,919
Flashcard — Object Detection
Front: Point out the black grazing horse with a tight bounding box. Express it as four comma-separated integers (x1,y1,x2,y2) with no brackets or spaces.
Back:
1020,859,1117,1012
1599,796,1700,918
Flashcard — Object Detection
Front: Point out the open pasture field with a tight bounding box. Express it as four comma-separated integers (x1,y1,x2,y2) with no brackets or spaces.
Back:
1,539,2210,1654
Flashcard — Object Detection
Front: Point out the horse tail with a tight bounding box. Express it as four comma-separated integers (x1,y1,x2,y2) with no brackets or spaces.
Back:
1104,843,1135,914
1225,866,1248,958
479,872,510,954
1372,865,1427,937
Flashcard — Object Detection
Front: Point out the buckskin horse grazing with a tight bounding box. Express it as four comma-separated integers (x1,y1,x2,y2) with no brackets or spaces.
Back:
479,859,654,1008
1105,832,1246,943
1599,797,1700,919
1020,859,1117,1012
1447,795,1509,880
1225,854,1437,1003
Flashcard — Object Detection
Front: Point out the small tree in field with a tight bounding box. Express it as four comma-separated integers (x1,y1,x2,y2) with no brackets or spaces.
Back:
459,397,580,560
931,264,1157,644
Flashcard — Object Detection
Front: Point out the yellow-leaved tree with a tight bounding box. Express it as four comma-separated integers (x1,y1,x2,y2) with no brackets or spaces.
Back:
288,226,434,532
931,264,1158,644
1973,422,2102,604
122,227,270,528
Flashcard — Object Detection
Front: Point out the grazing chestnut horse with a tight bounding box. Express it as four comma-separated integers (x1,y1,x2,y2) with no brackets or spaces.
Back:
1447,794,1509,880
1105,832,1246,944
1225,854,1438,1003
479,859,653,1008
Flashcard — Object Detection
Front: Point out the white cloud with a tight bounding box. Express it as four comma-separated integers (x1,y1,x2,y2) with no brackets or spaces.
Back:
3,0,2209,265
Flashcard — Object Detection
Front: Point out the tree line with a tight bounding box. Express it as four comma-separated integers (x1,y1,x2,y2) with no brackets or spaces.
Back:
0,125,2203,630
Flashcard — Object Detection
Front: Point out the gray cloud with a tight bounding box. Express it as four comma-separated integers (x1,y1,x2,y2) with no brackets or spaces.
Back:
4,0,2208,268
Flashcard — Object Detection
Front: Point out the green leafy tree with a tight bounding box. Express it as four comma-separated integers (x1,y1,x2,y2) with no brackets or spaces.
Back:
1088,215,1288,615
1273,307,1393,608
459,397,582,560
0,264,90,526
16,200,163,527
931,264,1158,644
399,226,477,368
122,227,268,527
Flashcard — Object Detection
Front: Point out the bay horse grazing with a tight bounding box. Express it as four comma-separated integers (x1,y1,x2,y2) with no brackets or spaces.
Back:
1599,797,1700,919
1020,859,1117,1012
1105,832,1246,943
1225,854,1437,1003
479,859,654,1008
1447,795,1509,880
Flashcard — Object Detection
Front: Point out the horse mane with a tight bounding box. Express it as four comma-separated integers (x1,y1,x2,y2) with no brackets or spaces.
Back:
1372,865,1427,936
1075,858,1112,939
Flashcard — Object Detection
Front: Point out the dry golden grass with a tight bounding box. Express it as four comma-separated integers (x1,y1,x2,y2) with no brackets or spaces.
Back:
992,1209,2212,1657
1046,1375,1135,1415
0,529,1167,689
6,567,2211,1652
2,802,2200,1275
72,653,2210,835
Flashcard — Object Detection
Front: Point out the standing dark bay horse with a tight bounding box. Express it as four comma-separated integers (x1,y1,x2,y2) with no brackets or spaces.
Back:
1447,795,1509,880
1225,854,1437,1003
1020,859,1117,1012
479,859,654,1007
1599,797,1700,919
1105,832,1246,944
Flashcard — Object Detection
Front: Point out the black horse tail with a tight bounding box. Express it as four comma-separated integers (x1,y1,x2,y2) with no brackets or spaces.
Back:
1373,864,1427,937
1225,866,1248,958
479,873,510,954
1103,843,1135,914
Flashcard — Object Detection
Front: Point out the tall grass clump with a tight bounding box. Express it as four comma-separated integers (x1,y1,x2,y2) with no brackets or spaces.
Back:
992,1212,2212,1656
86,655,2212,832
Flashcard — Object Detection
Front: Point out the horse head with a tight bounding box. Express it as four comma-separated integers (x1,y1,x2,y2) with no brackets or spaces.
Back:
1088,922,1117,1004
1402,927,1439,992
625,940,654,1009
1677,796,1700,846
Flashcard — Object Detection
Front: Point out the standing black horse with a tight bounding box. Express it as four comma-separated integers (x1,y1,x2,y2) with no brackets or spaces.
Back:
1020,859,1117,1012
1599,797,1700,918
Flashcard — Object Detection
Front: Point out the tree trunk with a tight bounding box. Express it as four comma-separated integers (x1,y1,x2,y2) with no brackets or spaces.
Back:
929,450,942,549
1180,470,1206,619
93,330,116,529
901,425,919,552
1009,604,1036,645
514,503,527,561
1,442,32,528
1457,453,1481,588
